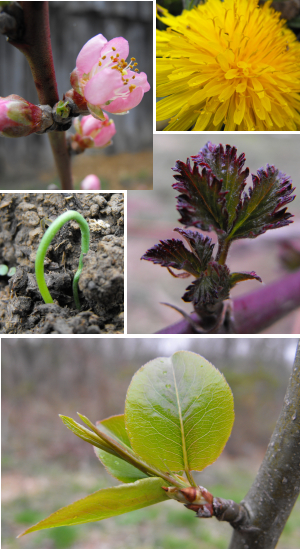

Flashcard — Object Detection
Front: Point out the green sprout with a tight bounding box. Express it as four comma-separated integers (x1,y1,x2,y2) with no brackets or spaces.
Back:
35,210,90,310
0,265,16,277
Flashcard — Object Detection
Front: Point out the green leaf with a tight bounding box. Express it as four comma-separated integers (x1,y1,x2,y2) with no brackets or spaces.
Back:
94,415,148,483
19,477,169,536
125,351,234,474
59,415,120,457
0,264,9,276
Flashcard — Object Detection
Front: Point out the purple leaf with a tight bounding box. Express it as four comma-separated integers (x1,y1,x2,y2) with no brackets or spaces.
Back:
230,271,262,288
141,231,214,277
192,142,249,227
182,262,231,307
230,166,295,240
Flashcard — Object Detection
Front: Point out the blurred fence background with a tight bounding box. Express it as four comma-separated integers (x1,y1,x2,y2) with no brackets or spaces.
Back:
2,338,299,549
0,1,153,189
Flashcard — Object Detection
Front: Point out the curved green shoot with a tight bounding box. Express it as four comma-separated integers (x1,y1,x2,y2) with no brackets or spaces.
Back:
35,210,90,310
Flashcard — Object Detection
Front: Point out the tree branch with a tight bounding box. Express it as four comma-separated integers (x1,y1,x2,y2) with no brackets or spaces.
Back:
7,1,73,189
228,339,300,549
156,269,300,334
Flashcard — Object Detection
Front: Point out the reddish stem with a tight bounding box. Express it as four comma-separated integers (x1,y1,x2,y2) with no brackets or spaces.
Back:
9,1,73,189
156,269,300,334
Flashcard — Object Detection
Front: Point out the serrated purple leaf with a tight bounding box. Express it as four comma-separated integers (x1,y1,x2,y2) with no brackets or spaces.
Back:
141,230,215,278
182,262,231,307
192,142,249,227
230,166,295,240
230,271,262,288
141,238,201,277
172,158,228,234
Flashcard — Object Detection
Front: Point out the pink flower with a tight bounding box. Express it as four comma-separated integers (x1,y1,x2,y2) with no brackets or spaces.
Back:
0,95,44,137
80,174,101,190
70,34,150,119
73,113,116,149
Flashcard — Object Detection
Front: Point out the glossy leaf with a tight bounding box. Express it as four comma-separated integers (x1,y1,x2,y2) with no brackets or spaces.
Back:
94,414,148,483
19,477,169,536
125,350,234,473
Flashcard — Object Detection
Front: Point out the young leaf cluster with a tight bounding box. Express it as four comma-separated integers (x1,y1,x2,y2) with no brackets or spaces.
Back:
142,142,295,312
19,351,234,536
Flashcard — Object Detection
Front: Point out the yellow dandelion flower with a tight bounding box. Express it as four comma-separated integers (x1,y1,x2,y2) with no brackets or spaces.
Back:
156,0,300,131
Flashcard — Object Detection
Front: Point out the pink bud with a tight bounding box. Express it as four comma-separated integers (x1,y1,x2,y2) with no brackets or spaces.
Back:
80,174,101,190
70,34,150,118
73,113,116,151
0,95,44,137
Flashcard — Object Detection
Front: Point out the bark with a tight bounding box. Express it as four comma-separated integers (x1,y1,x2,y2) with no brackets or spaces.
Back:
156,269,300,334
228,340,300,548
8,1,73,189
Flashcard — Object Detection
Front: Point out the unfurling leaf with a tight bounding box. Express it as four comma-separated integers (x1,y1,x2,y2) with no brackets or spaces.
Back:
125,350,234,473
94,414,148,483
18,477,169,536
182,261,231,307
230,271,262,288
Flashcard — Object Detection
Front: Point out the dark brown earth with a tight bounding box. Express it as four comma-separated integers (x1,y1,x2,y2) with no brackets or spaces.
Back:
0,193,124,334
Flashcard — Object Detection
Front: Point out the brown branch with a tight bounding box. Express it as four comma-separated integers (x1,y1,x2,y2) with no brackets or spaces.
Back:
7,1,73,189
228,340,300,548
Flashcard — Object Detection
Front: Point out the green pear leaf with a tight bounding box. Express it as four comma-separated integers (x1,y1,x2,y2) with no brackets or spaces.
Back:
94,414,148,483
125,351,234,473
19,477,169,536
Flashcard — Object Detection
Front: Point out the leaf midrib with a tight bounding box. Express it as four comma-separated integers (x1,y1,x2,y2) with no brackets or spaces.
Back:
171,363,190,476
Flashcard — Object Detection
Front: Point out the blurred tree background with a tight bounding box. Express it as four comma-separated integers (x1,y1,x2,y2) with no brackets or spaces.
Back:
0,1,153,190
2,338,299,549
128,134,300,334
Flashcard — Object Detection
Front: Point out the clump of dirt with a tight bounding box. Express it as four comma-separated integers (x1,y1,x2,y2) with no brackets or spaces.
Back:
0,193,124,333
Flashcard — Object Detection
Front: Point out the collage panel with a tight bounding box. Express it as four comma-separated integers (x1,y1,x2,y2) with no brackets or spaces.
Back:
156,0,300,132
0,1,153,191
1,338,300,549
128,134,300,335
0,192,124,334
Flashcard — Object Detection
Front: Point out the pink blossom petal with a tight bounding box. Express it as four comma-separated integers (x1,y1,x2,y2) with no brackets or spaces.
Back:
100,37,129,61
80,174,101,190
76,34,108,77
127,71,151,92
81,113,109,135
84,68,123,105
94,122,116,147
103,86,144,113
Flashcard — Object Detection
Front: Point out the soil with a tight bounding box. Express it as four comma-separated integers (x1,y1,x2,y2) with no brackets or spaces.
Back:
0,193,124,334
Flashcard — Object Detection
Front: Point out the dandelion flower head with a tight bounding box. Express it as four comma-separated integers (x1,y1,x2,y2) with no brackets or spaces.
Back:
156,0,300,131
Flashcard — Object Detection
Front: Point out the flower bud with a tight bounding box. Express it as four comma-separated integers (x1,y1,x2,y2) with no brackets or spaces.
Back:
80,174,101,190
0,94,49,137
69,34,150,119
71,113,116,152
